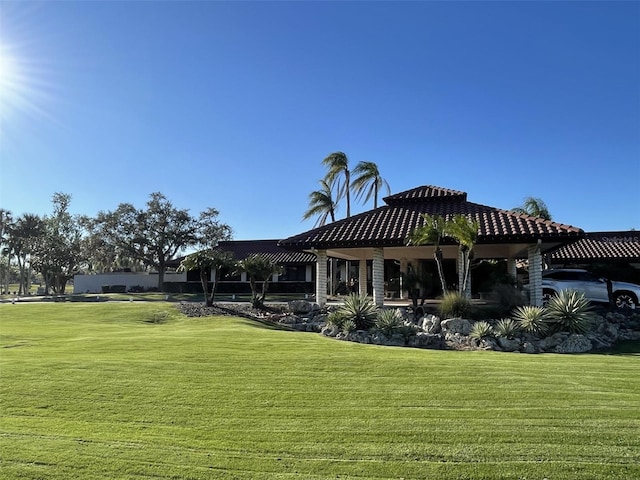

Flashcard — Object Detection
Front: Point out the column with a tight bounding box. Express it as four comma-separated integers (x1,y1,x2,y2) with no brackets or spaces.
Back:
399,257,408,300
315,250,328,307
358,260,368,296
527,243,542,306
372,247,385,307
507,259,517,284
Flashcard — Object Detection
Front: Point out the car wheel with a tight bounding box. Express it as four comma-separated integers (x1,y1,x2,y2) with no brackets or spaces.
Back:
614,292,638,309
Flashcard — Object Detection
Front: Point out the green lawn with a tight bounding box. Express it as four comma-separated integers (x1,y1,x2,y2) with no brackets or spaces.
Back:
1,303,638,479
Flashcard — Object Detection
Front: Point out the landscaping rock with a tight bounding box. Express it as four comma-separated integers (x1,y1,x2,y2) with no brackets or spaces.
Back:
554,334,592,354
497,337,520,352
287,300,319,314
441,318,473,336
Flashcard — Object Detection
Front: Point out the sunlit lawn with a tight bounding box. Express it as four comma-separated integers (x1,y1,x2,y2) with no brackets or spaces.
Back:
1,303,639,479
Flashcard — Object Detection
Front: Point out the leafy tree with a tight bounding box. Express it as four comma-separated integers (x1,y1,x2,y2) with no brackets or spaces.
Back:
446,214,479,296
302,179,337,227
92,192,201,290
322,151,352,218
0,209,14,293
406,214,449,295
178,250,235,306
31,193,86,294
8,213,44,295
512,197,552,220
236,255,282,308
351,161,390,209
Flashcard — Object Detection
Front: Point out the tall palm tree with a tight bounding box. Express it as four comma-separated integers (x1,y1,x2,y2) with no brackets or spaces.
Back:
0,209,13,294
322,151,351,218
351,161,391,209
512,197,552,220
302,179,337,227
446,214,479,296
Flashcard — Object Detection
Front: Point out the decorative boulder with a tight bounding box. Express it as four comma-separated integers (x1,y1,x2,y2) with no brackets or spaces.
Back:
287,300,319,314
554,334,592,354
440,318,473,336
497,337,520,352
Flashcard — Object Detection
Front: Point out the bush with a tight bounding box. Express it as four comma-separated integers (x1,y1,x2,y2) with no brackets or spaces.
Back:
545,289,594,334
493,318,521,339
336,294,378,330
374,309,404,337
512,305,549,336
469,321,494,340
326,311,346,329
492,284,527,311
341,319,356,334
439,292,472,319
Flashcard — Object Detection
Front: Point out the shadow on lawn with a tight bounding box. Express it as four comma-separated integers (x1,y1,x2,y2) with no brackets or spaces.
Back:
595,339,640,356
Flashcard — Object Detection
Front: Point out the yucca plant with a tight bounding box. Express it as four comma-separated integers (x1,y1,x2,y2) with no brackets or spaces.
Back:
512,305,549,336
341,319,357,335
336,293,378,330
326,311,346,328
439,291,472,319
493,318,521,339
374,309,404,337
469,321,494,340
545,289,594,334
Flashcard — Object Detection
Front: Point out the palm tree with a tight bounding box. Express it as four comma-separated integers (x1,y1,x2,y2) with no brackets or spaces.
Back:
236,255,283,308
446,215,479,296
302,179,337,227
512,197,552,220
322,151,352,218
178,250,235,306
406,214,449,295
351,161,390,209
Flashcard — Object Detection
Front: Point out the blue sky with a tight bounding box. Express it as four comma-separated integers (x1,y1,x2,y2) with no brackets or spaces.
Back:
1,1,638,241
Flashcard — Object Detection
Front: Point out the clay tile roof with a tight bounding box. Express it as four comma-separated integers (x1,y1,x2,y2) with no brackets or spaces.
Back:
279,185,583,250
550,232,640,262
216,240,317,264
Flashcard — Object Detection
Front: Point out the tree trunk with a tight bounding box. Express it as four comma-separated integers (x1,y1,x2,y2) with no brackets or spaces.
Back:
434,248,447,295
199,268,212,307
157,260,165,291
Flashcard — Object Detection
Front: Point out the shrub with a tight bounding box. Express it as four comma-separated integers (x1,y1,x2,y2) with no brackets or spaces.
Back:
512,305,549,336
469,321,494,340
493,318,521,339
336,294,378,330
326,311,346,328
545,289,594,334
374,309,404,337
492,284,527,311
341,319,356,334
439,291,472,319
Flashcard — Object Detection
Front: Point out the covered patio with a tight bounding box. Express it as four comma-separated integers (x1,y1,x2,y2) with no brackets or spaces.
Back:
279,185,584,307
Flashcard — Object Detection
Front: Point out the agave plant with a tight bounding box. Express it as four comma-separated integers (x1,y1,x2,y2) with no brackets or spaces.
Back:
545,289,594,334
336,293,378,330
374,309,404,337
469,321,494,340
341,319,357,335
493,318,521,339
512,305,549,336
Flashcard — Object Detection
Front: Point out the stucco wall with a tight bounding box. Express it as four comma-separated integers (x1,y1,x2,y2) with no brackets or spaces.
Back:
73,272,187,293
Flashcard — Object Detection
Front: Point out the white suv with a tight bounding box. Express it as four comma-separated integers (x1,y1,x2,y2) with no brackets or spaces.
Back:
541,269,640,309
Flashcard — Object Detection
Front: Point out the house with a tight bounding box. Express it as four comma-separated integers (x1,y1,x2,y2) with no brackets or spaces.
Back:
279,185,584,307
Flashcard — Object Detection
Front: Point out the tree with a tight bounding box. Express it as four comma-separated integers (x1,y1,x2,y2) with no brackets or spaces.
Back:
178,208,234,306
0,209,14,293
351,161,390,209
178,250,235,307
322,151,352,218
302,179,337,227
512,197,552,220
236,255,282,308
92,192,201,290
8,213,44,295
31,193,86,294
446,214,479,296
406,214,449,295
